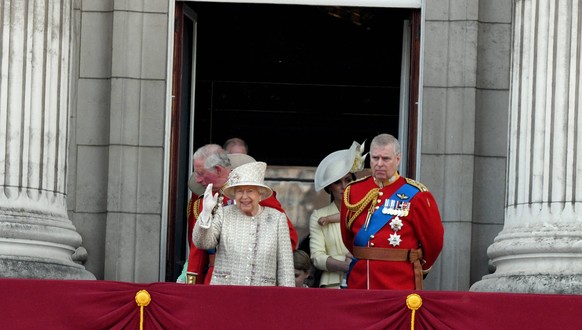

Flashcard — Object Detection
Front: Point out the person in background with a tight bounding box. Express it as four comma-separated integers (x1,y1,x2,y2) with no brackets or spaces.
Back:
176,139,248,284
178,144,298,285
340,133,444,290
177,148,250,284
193,161,295,286
293,250,312,288
310,141,365,288
189,137,248,199
175,153,204,284
223,137,248,154
296,236,319,287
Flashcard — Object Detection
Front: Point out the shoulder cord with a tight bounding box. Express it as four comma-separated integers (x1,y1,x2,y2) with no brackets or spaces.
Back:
344,186,380,229
191,198,201,219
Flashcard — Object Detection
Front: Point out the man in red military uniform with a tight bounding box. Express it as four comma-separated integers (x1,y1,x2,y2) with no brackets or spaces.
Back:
182,144,298,284
340,133,444,290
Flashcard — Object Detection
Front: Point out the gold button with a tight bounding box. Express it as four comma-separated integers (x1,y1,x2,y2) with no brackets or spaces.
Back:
370,242,375,247
375,206,379,209
370,235,375,239
379,192,384,196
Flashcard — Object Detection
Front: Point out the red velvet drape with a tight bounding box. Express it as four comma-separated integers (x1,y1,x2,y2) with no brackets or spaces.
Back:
0,279,579,329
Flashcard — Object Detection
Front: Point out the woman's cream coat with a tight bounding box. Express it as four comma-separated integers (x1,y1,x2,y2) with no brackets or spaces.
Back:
309,202,350,288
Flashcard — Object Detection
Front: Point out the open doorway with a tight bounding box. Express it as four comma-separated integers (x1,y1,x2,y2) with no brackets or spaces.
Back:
190,2,413,165
168,1,420,281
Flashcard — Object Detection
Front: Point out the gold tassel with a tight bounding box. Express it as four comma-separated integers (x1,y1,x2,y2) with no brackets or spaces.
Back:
135,290,151,330
406,293,422,330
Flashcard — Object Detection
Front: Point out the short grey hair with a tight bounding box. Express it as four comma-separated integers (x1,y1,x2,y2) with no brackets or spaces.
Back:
193,144,231,171
370,133,401,156
223,137,248,154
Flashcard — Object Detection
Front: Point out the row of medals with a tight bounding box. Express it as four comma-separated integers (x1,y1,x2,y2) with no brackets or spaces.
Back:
381,199,410,217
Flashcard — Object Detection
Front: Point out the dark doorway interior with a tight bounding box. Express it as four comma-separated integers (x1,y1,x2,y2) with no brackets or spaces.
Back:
188,2,412,166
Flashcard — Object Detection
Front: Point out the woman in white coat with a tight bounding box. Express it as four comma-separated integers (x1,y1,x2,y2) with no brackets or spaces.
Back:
193,161,294,287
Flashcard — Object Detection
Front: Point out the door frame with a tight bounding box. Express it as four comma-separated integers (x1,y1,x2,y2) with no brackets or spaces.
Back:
162,0,423,281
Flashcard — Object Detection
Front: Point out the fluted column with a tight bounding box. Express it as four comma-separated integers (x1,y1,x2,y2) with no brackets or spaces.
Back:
0,0,94,279
471,0,582,294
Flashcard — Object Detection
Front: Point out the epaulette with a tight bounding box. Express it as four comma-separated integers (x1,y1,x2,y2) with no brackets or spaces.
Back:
405,177,428,192
347,175,371,187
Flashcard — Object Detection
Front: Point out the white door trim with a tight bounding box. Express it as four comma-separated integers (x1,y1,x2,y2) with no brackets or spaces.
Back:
179,0,421,9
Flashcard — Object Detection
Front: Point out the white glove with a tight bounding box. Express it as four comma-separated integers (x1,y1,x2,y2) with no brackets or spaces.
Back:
198,184,218,228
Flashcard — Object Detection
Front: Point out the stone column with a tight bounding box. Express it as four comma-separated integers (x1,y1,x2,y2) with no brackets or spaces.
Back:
0,0,94,279
471,0,582,294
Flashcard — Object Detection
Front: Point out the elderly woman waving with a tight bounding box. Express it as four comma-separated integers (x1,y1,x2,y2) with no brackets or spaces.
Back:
192,161,295,287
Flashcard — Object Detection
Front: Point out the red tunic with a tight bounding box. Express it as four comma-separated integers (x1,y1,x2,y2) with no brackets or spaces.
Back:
186,191,298,284
340,176,444,290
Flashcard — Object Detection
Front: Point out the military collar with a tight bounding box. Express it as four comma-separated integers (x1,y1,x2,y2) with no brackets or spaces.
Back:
375,173,400,188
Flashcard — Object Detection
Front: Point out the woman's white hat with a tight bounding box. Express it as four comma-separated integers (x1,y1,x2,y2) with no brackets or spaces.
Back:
188,153,256,194
222,161,273,199
314,141,367,192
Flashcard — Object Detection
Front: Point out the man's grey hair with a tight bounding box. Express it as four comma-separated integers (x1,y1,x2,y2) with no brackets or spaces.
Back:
370,133,401,156
223,137,248,154
193,144,231,171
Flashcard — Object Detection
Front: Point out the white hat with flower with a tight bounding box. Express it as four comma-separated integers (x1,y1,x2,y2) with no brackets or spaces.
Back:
314,141,367,192
223,161,273,199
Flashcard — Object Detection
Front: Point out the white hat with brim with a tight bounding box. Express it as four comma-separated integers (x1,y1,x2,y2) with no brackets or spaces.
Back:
314,141,367,192
222,161,273,200
188,153,256,194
